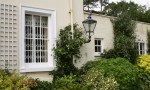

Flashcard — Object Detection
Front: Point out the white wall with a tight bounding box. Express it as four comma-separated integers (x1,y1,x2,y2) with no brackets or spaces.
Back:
75,13,114,68
1,0,150,81
75,13,150,68
0,0,84,81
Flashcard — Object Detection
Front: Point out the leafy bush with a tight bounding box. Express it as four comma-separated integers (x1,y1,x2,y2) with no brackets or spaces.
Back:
137,55,150,89
80,58,140,90
102,13,137,63
53,24,85,78
101,49,118,59
81,68,119,90
147,31,150,54
30,79,52,90
137,55,150,73
53,74,81,90
0,70,37,90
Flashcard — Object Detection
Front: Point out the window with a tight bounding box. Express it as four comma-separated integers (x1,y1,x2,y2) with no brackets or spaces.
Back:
25,14,48,63
94,38,103,56
136,42,146,55
20,6,56,72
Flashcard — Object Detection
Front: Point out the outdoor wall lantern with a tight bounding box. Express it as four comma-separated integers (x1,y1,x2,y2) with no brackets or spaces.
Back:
82,13,97,43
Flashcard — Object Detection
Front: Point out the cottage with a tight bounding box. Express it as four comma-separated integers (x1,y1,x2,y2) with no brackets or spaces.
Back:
0,0,149,81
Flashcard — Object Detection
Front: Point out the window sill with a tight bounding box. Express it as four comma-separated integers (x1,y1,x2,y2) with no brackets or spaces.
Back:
20,66,56,72
94,52,102,57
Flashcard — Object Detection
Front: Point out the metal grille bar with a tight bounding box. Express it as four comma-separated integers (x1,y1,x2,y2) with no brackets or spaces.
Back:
25,14,48,63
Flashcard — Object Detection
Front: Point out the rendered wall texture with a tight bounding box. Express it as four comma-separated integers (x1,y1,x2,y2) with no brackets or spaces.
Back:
75,13,150,68
0,0,150,81
0,0,84,81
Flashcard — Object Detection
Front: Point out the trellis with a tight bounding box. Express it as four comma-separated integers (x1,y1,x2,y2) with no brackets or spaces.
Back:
0,4,18,70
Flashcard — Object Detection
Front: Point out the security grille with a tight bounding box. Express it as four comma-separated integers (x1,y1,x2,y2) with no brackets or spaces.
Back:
25,14,48,63
0,4,18,70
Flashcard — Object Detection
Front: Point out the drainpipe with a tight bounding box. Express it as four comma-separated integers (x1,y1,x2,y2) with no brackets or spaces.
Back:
70,0,74,38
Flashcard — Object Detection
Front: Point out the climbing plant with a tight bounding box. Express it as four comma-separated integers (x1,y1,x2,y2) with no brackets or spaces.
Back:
102,13,137,63
147,31,150,54
53,24,85,79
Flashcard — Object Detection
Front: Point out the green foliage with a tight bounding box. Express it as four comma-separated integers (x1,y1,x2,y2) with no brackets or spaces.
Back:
53,74,80,90
102,1,150,23
103,1,144,20
30,79,52,90
137,55,150,73
53,24,85,78
137,69,150,90
102,13,137,63
136,55,150,89
147,31,150,54
80,58,140,90
141,10,150,23
81,68,119,90
83,0,108,12
0,70,37,90
101,49,118,58
83,0,97,5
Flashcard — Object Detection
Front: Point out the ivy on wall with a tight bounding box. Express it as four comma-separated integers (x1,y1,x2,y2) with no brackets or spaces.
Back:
102,13,137,63
147,31,150,54
52,24,85,79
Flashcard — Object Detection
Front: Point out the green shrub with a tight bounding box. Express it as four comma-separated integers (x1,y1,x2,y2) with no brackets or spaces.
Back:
0,70,37,90
102,13,137,64
81,68,119,90
80,58,140,90
53,74,81,90
137,55,150,89
30,79,52,90
137,55,150,73
53,24,85,78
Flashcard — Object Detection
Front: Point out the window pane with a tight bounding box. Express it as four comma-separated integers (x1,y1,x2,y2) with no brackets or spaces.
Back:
35,27,40,38
36,51,40,63
42,17,48,27
95,46,97,52
25,14,32,26
43,40,47,50
95,40,97,45
98,46,101,52
140,43,143,50
142,43,144,50
34,15,40,26
98,40,101,45
25,51,32,63
43,28,48,39
25,14,48,63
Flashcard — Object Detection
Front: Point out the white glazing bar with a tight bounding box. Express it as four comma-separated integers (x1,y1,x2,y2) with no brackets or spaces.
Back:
4,4,6,69
8,4,10,69
12,5,14,69
32,15,35,63
0,4,1,68
40,16,41,63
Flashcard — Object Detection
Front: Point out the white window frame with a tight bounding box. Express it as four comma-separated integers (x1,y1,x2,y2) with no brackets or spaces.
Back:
20,6,56,72
94,38,103,56
136,41,147,55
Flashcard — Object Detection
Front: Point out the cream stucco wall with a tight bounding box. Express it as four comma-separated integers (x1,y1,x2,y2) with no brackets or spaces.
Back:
75,13,150,68
75,13,114,68
1,0,150,81
135,22,150,42
0,0,84,81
